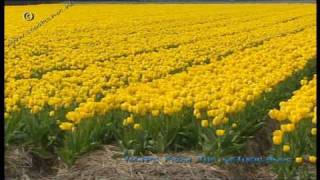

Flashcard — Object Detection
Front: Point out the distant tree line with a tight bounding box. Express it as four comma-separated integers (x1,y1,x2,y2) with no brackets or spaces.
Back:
4,0,315,5
5,0,61,5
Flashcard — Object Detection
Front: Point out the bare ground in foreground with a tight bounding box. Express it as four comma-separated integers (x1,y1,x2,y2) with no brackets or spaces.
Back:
5,144,278,180
3,118,296,180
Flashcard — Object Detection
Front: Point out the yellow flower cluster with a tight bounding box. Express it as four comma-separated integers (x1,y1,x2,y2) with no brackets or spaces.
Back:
295,156,317,164
269,75,317,166
4,4,316,120
123,115,134,126
269,74,316,124
294,156,317,164
59,122,74,131
67,25,316,126
4,4,316,138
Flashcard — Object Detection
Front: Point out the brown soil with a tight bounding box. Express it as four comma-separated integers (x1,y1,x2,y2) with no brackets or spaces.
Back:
5,144,277,180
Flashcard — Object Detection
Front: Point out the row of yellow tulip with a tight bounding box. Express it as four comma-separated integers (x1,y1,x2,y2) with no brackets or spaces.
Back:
5,5,315,118
65,26,316,125
5,6,314,80
269,75,316,124
269,75,316,178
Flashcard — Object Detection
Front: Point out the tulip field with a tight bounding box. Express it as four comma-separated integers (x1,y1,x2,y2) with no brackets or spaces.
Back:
5,3,317,179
